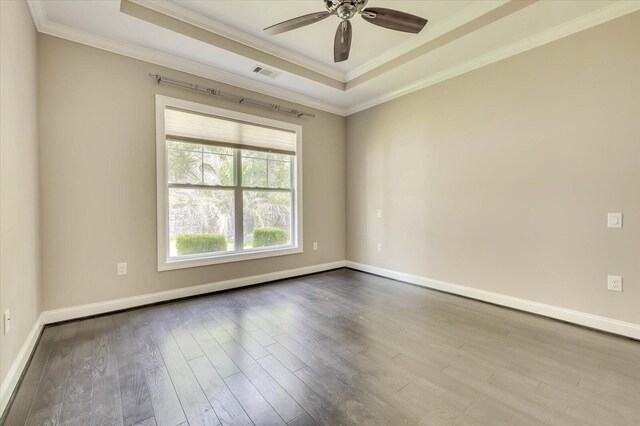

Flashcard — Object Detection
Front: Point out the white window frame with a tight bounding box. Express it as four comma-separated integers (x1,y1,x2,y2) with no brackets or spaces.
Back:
156,95,303,271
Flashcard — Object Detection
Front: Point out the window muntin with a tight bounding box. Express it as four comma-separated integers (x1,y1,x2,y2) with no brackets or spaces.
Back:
157,96,302,270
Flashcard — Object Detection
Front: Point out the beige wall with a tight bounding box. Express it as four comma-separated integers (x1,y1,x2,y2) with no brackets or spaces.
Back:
38,35,346,311
0,1,41,385
346,12,640,324
3,0,639,359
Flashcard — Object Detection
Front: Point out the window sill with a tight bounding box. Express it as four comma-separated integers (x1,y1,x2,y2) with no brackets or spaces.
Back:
158,245,303,271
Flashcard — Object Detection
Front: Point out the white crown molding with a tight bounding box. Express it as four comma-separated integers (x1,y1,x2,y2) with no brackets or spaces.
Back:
130,0,346,83
346,0,640,115
25,0,44,32
344,0,507,81
0,314,43,418
27,9,348,116
40,261,346,324
346,262,640,340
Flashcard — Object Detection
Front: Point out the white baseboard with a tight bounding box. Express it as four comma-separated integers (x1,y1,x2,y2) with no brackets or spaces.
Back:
0,314,44,417
40,261,346,325
345,261,640,340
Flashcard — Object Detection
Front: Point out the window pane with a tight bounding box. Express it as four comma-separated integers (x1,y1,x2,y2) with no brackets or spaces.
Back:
167,141,234,186
169,188,234,257
168,144,201,184
267,158,291,189
241,156,267,187
241,150,291,189
243,190,292,249
203,152,234,186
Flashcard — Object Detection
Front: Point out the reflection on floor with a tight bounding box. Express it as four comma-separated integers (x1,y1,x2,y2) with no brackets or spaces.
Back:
4,268,640,425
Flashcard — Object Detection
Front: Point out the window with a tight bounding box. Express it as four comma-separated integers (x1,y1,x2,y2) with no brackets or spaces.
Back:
156,96,302,270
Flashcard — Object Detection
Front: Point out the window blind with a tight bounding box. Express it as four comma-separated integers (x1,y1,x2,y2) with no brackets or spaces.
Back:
164,107,297,155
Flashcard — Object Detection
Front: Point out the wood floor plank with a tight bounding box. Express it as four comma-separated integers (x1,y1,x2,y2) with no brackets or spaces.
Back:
265,343,306,372
257,355,346,426
221,339,306,422
26,322,78,425
60,318,100,424
171,324,205,361
131,322,187,426
287,413,319,426
91,373,124,426
231,307,283,337
321,346,409,394
2,326,60,425
224,326,270,359
250,328,277,346
220,309,261,333
201,320,235,345
188,355,253,426
91,316,118,379
186,319,240,379
536,382,637,425
147,320,219,426
274,333,359,379
224,372,286,426
390,352,477,412
294,365,407,426
113,312,156,426
131,417,157,426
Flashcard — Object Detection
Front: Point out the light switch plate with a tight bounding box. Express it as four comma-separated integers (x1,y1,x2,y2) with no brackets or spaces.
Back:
117,262,128,275
607,275,622,292
3,309,10,335
607,213,622,228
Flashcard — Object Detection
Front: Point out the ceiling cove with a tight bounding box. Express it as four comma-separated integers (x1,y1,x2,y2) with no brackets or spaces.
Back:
122,0,531,90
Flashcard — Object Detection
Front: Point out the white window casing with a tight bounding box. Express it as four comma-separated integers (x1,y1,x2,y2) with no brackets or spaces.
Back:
156,95,303,271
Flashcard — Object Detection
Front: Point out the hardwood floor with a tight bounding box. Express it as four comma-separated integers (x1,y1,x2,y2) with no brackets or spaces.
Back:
3,269,640,425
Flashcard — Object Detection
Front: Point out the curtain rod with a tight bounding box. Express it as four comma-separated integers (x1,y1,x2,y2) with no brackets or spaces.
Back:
149,74,315,119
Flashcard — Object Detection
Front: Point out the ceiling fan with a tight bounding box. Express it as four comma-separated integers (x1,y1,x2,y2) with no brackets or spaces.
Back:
263,0,428,63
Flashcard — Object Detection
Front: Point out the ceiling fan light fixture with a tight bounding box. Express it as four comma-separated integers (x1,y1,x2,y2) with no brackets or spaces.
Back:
324,0,369,18
264,0,427,62
337,4,355,20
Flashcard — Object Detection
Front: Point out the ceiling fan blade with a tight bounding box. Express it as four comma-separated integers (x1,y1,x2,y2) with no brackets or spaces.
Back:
361,8,428,34
334,20,352,63
264,11,331,35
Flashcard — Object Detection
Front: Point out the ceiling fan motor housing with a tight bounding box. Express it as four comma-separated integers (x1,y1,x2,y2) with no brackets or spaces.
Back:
324,0,369,20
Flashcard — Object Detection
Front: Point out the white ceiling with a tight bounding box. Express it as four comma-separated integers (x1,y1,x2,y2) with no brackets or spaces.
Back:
27,0,640,116
168,0,478,77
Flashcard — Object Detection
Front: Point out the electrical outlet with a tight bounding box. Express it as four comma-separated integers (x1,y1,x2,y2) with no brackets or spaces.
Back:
607,213,622,229
3,309,10,335
377,243,383,252
607,275,622,292
313,242,318,251
117,262,128,276
377,209,383,219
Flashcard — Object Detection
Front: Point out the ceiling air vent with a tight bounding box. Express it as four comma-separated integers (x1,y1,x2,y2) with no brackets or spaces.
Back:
252,66,279,78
